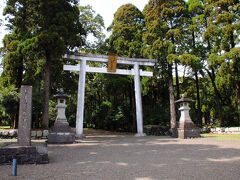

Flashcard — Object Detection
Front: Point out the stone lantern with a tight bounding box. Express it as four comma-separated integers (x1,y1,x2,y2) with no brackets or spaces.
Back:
48,90,75,143
175,94,201,139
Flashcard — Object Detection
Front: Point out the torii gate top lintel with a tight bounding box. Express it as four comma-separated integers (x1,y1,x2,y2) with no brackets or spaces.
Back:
63,53,157,66
63,53,156,137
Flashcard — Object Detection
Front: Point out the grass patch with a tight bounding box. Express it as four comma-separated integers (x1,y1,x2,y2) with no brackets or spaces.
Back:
0,126,11,129
202,133,240,140
0,143,3,148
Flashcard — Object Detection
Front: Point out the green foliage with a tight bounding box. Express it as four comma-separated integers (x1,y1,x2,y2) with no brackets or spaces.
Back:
202,134,240,140
108,3,144,57
79,5,105,52
1,0,85,128
49,100,57,127
0,126,11,129
1,0,240,132
0,84,19,127
84,72,136,132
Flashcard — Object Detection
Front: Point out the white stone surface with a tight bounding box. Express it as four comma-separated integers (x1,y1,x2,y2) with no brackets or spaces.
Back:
134,63,144,135
64,65,153,77
135,133,146,137
179,105,192,123
43,130,49,137
57,100,67,120
63,53,156,66
76,59,86,137
229,127,239,131
31,131,37,137
37,130,43,137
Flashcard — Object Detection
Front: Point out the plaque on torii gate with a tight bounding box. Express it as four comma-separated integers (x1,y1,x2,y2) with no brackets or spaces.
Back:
63,53,156,138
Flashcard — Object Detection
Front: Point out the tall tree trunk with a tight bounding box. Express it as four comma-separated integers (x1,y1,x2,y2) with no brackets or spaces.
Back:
195,71,202,126
217,99,224,127
237,81,240,126
13,58,23,129
174,62,180,100
236,57,240,125
16,58,23,89
229,24,239,125
191,31,202,126
35,77,41,129
13,114,17,129
130,80,136,133
170,25,180,100
206,68,224,126
168,63,177,136
42,53,51,128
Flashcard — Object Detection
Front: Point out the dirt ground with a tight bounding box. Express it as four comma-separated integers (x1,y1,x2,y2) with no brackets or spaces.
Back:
1,130,240,180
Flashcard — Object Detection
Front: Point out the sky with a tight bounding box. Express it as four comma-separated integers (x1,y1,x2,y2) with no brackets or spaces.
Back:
0,0,149,48
80,0,149,28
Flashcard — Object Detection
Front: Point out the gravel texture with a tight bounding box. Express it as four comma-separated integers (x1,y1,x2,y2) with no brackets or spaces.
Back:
1,134,240,180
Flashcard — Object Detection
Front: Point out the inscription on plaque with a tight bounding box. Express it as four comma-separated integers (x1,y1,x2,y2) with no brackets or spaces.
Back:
107,54,118,72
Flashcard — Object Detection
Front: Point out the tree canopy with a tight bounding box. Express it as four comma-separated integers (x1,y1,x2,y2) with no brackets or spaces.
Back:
1,0,85,128
1,1,240,131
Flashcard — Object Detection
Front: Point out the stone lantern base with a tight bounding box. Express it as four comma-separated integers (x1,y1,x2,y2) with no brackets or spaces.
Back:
178,121,201,139
48,121,75,144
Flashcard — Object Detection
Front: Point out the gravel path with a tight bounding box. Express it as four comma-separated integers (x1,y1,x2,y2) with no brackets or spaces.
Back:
1,135,240,180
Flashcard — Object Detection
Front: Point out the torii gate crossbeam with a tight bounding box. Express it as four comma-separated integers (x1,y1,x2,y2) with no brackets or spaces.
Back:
63,53,156,137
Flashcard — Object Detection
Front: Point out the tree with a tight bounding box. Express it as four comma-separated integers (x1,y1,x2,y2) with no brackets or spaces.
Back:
182,0,207,126
108,3,145,57
0,84,19,128
2,0,85,128
143,0,187,134
93,4,146,132
79,5,105,53
84,4,146,132
203,0,240,126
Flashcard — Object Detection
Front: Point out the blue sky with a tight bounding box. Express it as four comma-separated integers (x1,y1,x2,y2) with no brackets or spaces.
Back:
0,0,149,47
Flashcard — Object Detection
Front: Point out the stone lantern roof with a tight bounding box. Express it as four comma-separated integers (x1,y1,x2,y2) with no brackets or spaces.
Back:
54,92,70,99
175,94,193,104
54,89,70,99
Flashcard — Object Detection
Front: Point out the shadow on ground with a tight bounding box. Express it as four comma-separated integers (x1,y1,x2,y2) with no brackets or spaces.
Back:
1,134,240,180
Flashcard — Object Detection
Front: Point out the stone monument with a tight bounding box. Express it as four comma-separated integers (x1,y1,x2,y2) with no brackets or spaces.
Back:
175,94,201,139
48,90,75,143
18,86,32,146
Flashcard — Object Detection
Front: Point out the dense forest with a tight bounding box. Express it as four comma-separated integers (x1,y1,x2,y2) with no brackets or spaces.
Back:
0,0,239,133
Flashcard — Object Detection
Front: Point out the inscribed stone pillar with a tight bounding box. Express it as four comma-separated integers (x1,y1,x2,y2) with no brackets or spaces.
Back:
18,86,32,146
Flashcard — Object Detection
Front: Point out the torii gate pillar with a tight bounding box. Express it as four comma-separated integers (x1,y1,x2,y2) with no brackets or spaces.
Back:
134,63,145,136
76,59,86,138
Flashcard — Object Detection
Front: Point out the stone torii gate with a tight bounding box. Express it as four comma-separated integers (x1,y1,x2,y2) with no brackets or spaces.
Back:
63,53,156,137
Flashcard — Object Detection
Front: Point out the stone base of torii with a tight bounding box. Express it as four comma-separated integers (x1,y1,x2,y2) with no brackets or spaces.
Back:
63,53,156,137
